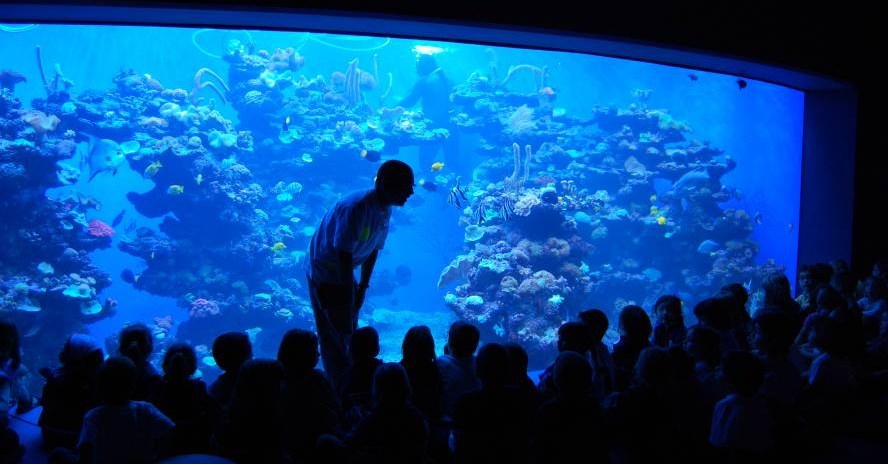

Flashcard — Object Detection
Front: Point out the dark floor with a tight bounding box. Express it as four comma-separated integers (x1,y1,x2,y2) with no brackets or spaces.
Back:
10,400,888,463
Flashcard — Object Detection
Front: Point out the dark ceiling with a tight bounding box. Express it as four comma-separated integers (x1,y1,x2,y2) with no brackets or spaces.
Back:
34,1,867,84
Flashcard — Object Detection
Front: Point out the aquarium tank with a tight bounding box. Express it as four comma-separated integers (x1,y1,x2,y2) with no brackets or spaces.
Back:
0,22,805,387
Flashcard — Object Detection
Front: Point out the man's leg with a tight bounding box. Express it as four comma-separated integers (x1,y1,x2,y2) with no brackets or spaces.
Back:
308,279,353,388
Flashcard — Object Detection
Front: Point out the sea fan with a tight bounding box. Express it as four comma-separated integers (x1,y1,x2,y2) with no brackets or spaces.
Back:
505,105,536,136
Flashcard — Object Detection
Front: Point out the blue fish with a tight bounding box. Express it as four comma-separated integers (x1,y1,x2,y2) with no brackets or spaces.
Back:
697,240,720,254
82,135,126,182
418,178,437,192
671,168,711,195
394,265,412,286
120,268,135,284
361,149,381,162
111,209,126,228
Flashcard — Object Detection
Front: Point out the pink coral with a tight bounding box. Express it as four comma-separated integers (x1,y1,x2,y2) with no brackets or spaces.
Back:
359,70,377,90
22,110,60,134
267,47,304,72
190,298,220,318
87,220,115,237
544,237,571,258
512,192,541,217
330,71,346,90
53,139,77,158
154,315,174,330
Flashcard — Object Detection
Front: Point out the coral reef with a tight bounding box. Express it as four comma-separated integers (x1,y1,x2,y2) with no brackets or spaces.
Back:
0,78,115,393
441,78,776,365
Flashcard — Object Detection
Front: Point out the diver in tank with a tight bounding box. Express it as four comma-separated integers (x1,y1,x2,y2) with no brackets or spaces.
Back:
306,160,415,388
399,53,462,175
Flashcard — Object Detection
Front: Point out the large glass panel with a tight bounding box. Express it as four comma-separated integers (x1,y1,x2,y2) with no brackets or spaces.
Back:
0,24,803,383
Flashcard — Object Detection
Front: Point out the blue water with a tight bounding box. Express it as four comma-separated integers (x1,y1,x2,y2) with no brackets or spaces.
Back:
0,24,803,379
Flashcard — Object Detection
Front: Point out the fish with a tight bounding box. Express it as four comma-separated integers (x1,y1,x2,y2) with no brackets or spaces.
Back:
671,168,711,195
23,324,41,338
472,200,487,224
753,212,763,225
688,73,699,81
282,115,291,132
195,173,203,185
167,185,185,195
120,268,140,284
447,177,468,209
361,149,381,162
737,78,748,90
418,178,437,192
83,135,126,182
499,197,514,221
124,220,137,234
144,160,163,177
697,239,720,254
431,161,445,172
271,241,287,253
394,264,412,286
111,209,126,228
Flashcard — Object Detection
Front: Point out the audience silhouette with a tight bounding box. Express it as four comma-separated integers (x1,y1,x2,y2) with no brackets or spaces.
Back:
3,260,888,463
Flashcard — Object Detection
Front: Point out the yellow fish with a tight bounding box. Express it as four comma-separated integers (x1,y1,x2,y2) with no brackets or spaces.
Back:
657,216,667,226
144,161,163,177
649,194,657,202
167,185,185,195
271,242,287,253
650,206,659,216
195,174,203,185
431,161,445,172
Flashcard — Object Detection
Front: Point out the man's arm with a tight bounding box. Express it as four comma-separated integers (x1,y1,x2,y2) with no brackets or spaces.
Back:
399,79,424,108
354,249,379,311
339,250,356,308
359,248,379,290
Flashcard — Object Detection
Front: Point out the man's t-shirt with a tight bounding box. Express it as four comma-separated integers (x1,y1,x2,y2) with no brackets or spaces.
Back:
308,189,391,285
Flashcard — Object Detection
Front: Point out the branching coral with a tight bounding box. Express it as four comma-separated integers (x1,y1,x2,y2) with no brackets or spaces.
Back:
497,64,548,90
344,58,362,106
34,46,73,98
505,143,534,191
190,67,230,105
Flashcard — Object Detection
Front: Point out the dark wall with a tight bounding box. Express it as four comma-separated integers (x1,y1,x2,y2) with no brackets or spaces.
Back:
6,0,884,274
